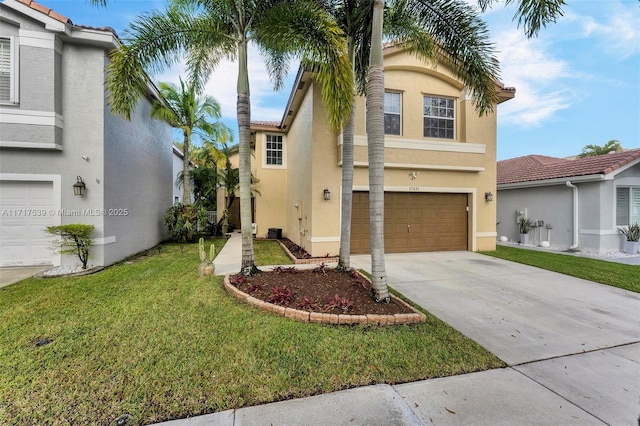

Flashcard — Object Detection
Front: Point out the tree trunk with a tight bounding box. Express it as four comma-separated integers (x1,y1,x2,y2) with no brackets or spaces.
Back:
366,0,389,302
237,39,257,275
182,129,191,205
337,40,356,271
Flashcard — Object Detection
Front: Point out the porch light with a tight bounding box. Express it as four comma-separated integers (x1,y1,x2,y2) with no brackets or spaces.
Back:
484,191,493,202
73,176,86,196
323,188,331,201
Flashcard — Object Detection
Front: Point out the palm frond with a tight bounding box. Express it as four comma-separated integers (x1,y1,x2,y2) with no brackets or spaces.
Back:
478,0,565,38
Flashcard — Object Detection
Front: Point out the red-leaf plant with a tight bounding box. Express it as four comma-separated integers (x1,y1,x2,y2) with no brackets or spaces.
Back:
268,286,293,306
297,297,319,311
326,294,355,313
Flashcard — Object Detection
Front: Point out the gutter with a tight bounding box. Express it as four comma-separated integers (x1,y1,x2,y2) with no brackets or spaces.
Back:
498,174,605,190
566,181,579,249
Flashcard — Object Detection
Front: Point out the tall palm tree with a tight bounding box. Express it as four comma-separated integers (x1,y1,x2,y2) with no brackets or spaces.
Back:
98,0,353,275
578,140,624,158
152,77,228,205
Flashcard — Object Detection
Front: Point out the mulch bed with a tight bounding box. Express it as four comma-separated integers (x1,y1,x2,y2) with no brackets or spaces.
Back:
279,238,313,259
230,267,415,316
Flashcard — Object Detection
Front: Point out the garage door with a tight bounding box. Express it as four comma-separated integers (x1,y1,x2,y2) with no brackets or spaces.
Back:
351,192,468,254
0,181,56,266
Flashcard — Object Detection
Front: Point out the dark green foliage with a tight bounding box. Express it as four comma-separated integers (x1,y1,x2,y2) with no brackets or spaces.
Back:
618,223,640,242
46,224,94,269
164,203,207,242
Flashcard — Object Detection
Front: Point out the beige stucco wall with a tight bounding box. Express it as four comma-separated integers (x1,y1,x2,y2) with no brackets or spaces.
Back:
228,47,502,255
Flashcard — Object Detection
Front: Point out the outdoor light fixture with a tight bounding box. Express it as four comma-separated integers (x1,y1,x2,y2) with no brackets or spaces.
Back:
485,191,493,202
323,188,331,201
73,176,86,196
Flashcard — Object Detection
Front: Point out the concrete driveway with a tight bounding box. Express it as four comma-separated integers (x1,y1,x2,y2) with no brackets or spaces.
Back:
0,266,49,289
351,251,640,425
352,251,640,365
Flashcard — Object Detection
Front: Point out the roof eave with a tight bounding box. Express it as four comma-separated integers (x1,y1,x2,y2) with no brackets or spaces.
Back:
498,173,606,190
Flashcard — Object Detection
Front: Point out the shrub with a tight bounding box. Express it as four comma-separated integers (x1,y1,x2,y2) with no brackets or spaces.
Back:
164,203,207,242
268,286,292,306
46,224,94,269
618,223,640,242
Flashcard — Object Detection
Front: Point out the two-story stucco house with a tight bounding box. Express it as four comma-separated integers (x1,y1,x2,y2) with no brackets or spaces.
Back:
0,0,172,267
220,44,514,257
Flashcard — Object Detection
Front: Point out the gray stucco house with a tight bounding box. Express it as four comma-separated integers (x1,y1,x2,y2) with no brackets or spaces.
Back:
0,0,172,267
497,149,640,253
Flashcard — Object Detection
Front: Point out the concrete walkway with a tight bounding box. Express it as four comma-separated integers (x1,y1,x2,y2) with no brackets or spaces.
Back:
0,266,49,289
159,246,640,426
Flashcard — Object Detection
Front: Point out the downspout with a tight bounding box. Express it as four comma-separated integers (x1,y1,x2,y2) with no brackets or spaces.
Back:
566,181,579,249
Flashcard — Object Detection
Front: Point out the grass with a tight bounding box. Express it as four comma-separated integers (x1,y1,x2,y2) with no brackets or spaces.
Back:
0,240,502,425
481,245,640,293
253,239,294,266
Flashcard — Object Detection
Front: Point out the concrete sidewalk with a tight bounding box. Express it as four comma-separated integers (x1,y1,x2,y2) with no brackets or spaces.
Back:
159,247,639,425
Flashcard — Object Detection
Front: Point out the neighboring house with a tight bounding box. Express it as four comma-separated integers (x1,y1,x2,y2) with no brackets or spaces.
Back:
0,0,172,267
219,44,514,257
497,149,640,252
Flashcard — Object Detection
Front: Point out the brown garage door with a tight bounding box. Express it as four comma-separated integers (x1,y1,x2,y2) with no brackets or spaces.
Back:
351,192,468,254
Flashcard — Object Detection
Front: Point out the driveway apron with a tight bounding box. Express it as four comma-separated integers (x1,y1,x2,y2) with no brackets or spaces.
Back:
351,251,640,365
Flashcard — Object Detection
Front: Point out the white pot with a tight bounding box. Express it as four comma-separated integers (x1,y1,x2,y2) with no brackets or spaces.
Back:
625,241,640,255
519,234,529,245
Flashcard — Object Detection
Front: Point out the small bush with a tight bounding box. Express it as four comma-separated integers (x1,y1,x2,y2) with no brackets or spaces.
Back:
46,224,94,269
164,203,207,242
268,286,292,306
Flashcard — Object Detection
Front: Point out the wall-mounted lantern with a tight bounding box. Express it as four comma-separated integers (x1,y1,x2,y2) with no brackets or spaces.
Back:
323,188,331,201
484,191,493,202
73,176,86,196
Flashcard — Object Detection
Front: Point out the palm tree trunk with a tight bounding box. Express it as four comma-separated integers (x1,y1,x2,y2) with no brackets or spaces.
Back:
182,129,191,205
237,38,257,275
337,39,356,271
366,0,389,302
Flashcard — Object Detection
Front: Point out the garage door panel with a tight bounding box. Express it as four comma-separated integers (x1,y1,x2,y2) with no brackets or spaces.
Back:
0,181,56,266
351,192,468,254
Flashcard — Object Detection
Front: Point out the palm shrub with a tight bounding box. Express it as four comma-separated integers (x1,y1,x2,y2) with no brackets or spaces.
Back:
46,224,94,269
618,223,640,242
518,217,532,234
164,203,207,242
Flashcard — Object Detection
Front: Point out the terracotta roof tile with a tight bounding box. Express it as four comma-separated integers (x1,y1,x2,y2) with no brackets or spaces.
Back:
251,121,281,128
498,149,640,185
17,0,71,24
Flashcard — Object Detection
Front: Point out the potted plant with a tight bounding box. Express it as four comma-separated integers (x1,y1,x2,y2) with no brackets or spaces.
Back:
618,223,640,255
518,217,532,245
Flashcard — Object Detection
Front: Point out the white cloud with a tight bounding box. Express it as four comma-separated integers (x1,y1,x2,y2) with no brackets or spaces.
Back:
574,4,640,59
494,29,574,127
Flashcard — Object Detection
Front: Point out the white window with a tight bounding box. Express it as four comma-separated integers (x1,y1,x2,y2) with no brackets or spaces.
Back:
265,134,284,166
616,187,640,226
423,96,454,139
0,37,19,104
384,91,401,135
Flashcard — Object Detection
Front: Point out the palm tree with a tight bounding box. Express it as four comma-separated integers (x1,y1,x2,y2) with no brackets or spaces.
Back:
98,0,353,275
152,77,228,205
578,140,624,158
477,0,566,38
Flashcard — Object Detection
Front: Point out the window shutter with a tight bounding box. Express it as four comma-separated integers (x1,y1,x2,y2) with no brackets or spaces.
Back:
0,38,10,102
616,187,630,226
632,188,640,225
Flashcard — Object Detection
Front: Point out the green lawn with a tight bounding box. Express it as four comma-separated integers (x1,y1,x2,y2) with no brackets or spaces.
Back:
1,240,502,425
481,245,640,293
254,239,294,266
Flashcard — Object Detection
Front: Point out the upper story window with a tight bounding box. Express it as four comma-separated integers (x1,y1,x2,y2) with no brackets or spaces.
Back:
616,187,640,226
384,91,401,135
0,37,18,104
423,96,454,139
265,134,284,166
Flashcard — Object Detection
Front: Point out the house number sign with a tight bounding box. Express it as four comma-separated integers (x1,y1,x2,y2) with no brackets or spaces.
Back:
409,186,420,191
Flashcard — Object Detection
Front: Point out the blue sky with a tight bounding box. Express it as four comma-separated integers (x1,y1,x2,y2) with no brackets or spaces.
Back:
43,0,639,160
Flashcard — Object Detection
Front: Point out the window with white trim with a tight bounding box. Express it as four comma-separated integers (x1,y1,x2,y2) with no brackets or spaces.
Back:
423,96,454,139
384,91,401,135
0,37,18,104
265,134,284,166
616,187,640,226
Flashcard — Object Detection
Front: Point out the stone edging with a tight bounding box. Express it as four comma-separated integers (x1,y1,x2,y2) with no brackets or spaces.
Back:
36,266,105,279
223,273,426,326
276,240,339,264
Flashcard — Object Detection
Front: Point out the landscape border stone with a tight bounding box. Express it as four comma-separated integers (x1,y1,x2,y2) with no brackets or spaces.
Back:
276,240,339,264
223,272,426,326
